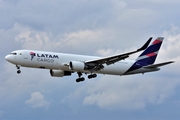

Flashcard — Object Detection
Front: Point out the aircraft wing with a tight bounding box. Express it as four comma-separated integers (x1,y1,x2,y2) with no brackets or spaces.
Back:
143,61,175,68
85,37,152,66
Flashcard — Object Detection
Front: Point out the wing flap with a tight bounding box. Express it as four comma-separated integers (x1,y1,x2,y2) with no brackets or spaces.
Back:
143,61,175,68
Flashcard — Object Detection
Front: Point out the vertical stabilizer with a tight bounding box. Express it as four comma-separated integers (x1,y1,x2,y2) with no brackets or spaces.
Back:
125,37,164,74
136,37,164,66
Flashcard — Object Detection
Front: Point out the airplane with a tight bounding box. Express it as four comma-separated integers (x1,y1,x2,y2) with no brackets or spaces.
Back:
5,37,174,82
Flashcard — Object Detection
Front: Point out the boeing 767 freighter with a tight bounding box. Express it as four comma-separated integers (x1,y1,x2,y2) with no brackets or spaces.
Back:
5,37,174,82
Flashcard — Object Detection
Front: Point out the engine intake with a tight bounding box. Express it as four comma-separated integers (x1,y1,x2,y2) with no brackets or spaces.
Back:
50,69,71,77
69,61,85,71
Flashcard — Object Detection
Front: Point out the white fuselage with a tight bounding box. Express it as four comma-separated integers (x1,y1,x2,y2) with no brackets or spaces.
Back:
5,37,173,82
5,50,159,76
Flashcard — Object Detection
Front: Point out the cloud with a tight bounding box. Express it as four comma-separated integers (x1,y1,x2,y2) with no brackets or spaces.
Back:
14,24,55,51
62,73,180,111
59,29,114,54
161,25,180,60
13,23,121,54
1,0,180,119
25,92,50,108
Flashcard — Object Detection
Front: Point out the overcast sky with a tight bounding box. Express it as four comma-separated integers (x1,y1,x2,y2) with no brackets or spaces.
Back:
1,0,180,119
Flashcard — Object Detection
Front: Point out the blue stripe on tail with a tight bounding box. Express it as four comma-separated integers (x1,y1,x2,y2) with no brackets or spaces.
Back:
125,37,164,73
139,42,162,57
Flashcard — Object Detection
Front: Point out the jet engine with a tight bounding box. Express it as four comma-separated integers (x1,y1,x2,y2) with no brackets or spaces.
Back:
50,69,71,77
69,61,86,71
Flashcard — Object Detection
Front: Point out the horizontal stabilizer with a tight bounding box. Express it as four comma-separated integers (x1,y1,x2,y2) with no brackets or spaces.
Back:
143,61,175,68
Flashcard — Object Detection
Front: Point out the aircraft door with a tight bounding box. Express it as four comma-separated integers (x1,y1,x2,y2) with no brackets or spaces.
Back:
24,52,28,59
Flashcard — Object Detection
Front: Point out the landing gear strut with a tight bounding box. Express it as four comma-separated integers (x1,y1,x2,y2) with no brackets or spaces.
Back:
76,72,85,82
16,65,21,74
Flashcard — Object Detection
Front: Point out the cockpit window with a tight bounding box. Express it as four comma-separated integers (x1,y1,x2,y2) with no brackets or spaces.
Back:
10,52,17,55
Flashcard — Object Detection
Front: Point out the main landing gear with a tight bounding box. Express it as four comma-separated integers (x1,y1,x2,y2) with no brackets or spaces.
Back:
76,72,97,83
16,65,21,74
76,72,85,82
88,74,97,79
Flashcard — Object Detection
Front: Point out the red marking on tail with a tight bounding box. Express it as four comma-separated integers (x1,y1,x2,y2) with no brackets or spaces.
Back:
152,40,162,45
146,52,156,57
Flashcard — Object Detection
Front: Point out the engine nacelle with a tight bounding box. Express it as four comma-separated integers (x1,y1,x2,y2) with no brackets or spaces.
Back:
50,69,71,77
69,61,85,71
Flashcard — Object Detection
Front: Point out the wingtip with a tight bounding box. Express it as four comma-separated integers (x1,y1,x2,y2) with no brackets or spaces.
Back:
149,37,153,42
137,37,152,51
170,61,175,63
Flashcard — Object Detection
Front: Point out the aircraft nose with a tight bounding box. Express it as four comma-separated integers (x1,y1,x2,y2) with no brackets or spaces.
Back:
5,55,10,61
5,55,14,63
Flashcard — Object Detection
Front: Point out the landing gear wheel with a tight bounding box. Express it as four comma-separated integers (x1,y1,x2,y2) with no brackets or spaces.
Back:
76,72,85,82
17,70,21,74
76,77,85,82
92,74,97,78
76,79,80,83
88,74,97,79
88,75,93,79
81,77,85,81
16,65,21,74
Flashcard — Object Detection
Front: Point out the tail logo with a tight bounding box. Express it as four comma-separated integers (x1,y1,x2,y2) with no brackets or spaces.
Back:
125,37,164,73
136,37,163,65
30,52,36,60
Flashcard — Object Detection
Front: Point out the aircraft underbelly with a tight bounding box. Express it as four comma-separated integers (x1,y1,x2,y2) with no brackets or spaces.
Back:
97,62,132,75
124,67,160,75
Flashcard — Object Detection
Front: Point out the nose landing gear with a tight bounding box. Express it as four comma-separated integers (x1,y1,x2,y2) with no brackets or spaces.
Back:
16,65,21,74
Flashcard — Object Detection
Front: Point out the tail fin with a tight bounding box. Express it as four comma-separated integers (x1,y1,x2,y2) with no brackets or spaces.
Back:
136,37,164,66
